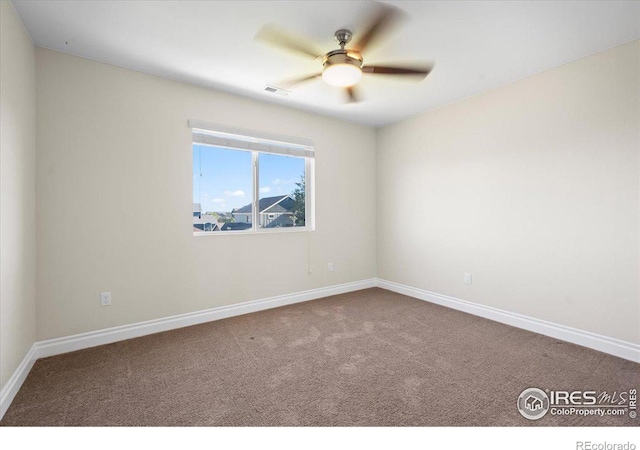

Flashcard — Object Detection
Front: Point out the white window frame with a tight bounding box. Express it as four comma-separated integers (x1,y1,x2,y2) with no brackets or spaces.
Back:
190,120,315,236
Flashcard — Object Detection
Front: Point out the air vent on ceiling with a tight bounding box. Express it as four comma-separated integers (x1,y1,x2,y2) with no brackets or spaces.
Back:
264,86,290,96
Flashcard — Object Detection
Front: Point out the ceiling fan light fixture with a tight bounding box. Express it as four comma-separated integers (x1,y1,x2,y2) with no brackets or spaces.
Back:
322,63,362,87
322,51,363,87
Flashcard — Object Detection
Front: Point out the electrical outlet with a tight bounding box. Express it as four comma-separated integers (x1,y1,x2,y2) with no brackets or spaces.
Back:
100,291,112,306
328,262,334,272
464,273,472,284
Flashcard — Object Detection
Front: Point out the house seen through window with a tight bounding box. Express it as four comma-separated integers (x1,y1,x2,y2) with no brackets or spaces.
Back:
191,122,313,234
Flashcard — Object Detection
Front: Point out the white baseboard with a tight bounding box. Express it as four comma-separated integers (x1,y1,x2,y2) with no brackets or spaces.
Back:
0,344,37,420
35,278,376,359
0,278,375,420
376,278,640,363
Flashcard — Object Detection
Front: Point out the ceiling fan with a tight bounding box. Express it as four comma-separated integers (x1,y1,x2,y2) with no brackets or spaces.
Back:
256,2,434,103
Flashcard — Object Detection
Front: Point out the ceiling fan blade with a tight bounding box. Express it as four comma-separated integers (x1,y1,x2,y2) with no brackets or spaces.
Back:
277,73,322,89
362,63,434,79
352,2,404,53
345,86,361,103
256,25,323,59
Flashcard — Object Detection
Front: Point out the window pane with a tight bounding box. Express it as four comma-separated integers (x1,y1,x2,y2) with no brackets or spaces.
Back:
192,144,253,233
258,153,306,229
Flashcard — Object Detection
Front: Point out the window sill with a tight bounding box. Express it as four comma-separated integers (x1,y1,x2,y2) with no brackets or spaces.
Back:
193,227,313,237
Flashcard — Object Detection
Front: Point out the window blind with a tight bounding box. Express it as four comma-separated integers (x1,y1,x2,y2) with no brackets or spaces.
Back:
189,120,314,159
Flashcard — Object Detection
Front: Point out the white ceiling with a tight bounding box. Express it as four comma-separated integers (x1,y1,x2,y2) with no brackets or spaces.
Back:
11,0,640,127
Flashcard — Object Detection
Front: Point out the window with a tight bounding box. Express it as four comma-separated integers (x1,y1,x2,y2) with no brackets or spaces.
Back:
191,121,314,234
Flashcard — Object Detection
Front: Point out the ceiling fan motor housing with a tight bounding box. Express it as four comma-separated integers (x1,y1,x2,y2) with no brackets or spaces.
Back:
322,50,363,70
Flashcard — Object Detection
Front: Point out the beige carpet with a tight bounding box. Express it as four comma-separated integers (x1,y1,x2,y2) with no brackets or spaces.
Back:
1,288,638,426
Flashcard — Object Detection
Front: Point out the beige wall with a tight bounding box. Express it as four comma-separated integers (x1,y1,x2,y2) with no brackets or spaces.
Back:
0,1,36,388
35,48,377,340
377,40,640,344
17,28,640,351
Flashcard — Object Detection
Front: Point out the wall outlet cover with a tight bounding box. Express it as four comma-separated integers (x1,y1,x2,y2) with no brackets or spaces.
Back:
100,292,112,306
